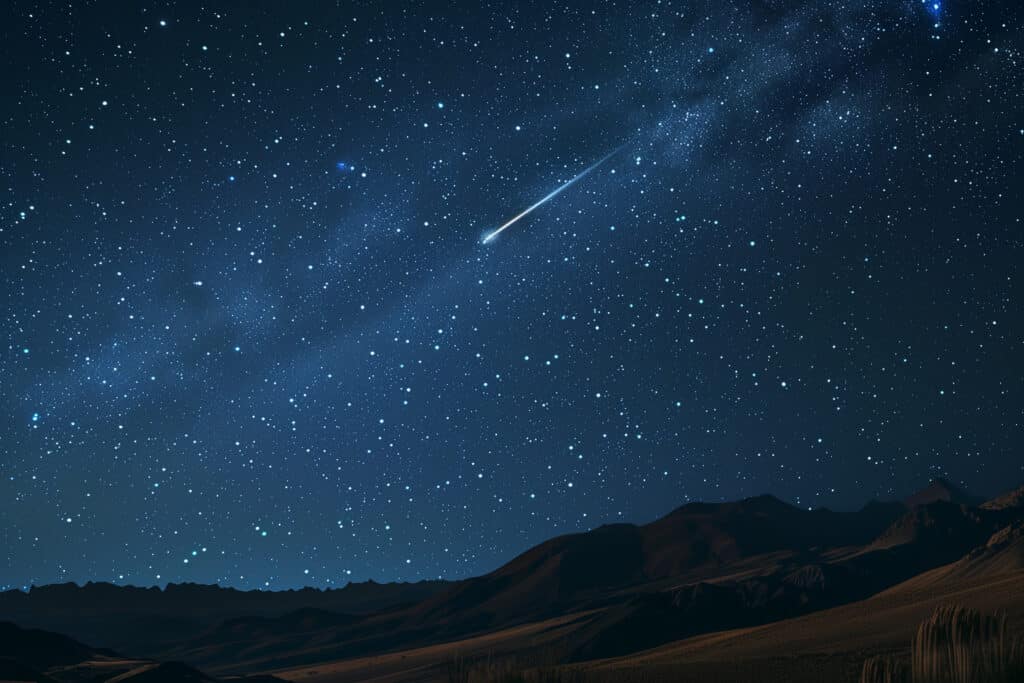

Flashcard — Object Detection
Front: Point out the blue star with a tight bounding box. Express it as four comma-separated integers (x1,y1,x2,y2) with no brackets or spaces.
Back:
336,161,353,172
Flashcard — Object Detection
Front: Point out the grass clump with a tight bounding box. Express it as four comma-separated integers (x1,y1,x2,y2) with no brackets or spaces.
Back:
863,605,1024,683
861,654,910,683
911,605,1024,683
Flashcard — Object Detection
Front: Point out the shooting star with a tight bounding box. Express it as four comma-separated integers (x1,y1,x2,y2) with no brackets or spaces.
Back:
482,145,624,244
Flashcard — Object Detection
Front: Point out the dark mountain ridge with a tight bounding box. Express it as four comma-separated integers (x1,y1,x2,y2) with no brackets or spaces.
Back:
0,579,449,657
4,479,1019,678
408,493,908,630
903,477,983,508
170,480,1022,673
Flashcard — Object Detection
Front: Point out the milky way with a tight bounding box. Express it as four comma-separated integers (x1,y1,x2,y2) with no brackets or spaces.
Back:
1,1,1022,590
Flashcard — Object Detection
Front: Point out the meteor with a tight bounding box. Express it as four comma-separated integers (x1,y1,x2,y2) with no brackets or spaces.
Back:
482,145,624,244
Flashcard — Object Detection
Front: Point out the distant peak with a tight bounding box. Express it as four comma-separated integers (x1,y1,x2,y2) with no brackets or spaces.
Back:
736,493,804,513
742,493,787,505
904,478,979,508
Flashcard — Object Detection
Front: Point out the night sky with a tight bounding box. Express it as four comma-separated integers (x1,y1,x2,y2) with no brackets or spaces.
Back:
2,1,1022,590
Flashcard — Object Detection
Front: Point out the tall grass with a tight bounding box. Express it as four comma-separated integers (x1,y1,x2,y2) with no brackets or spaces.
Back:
862,605,1024,683
911,605,1024,683
861,654,909,683
446,652,472,683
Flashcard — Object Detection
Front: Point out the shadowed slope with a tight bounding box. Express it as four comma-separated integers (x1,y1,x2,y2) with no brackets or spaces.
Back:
0,620,101,670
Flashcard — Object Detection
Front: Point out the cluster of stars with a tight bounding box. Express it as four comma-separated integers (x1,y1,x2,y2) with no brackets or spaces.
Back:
1,1,1021,591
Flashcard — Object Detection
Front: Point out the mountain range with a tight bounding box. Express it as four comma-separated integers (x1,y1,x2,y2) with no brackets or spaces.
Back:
2,478,1023,683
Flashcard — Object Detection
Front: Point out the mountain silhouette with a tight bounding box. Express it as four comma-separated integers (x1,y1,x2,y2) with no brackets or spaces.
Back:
904,477,982,508
0,579,446,657
3,479,1023,683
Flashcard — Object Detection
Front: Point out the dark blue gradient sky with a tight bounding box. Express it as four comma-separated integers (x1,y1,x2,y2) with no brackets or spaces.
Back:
2,0,1022,589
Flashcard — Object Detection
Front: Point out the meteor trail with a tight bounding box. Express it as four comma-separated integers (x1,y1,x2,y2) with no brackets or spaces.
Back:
482,145,624,244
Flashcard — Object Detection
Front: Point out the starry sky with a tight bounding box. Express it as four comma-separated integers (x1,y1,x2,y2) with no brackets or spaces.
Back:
2,1,1022,590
